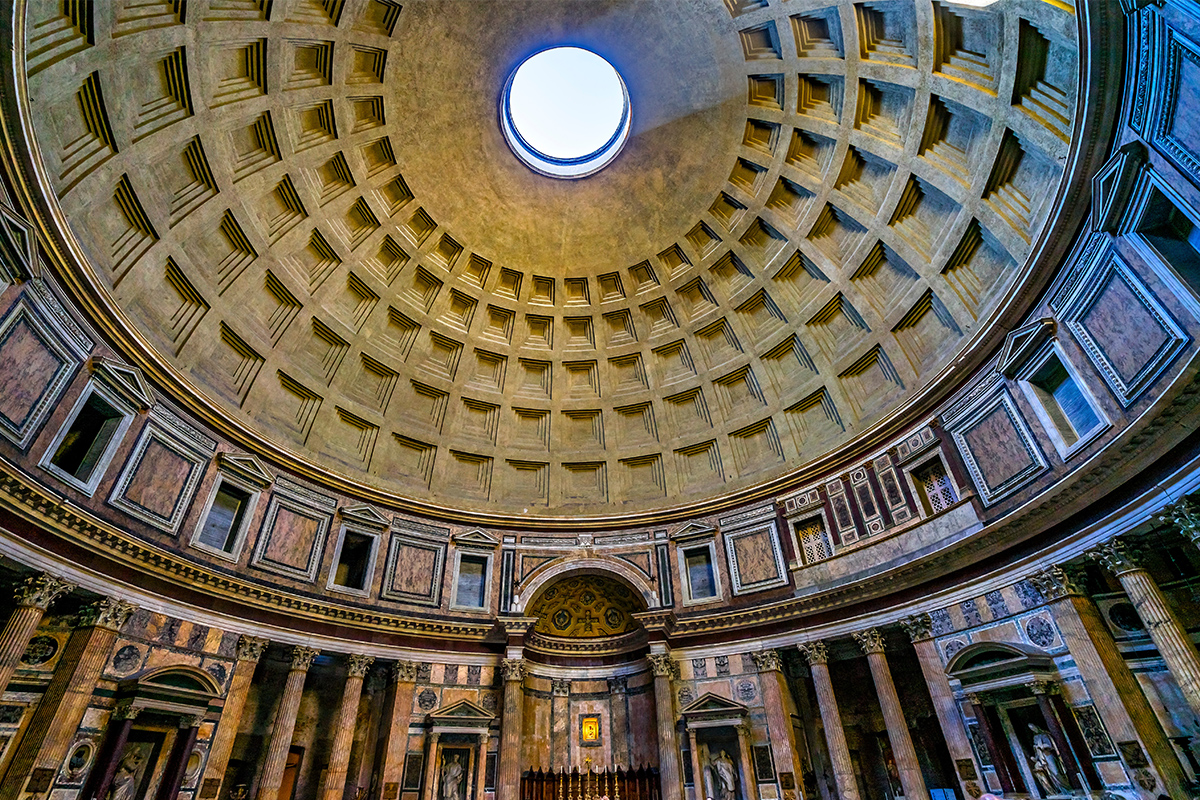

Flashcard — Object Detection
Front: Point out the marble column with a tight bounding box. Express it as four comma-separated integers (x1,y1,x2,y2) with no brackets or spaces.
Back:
498,658,527,799
80,703,140,800
255,645,320,800
648,653,683,800
1089,538,1200,719
968,695,1017,793
797,642,860,800
476,731,491,797
688,728,706,799
1030,565,1189,797
853,629,931,800
899,613,981,799
200,634,268,800
423,731,442,800
154,715,202,800
321,654,375,800
751,649,804,795
0,597,136,800
378,660,418,800
608,677,630,769
551,678,571,771
734,723,760,800
0,572,73,698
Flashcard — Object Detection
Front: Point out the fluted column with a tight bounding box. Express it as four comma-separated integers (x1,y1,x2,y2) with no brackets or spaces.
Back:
1029,565,1189,797
476,731,491,797
648,653,683,800
899,613,980,799
551,678,570,771
968,695,1017,792
797,642,860,800
0,597,136,800
608,677,630,770
256,645,319,800
751,649,804,794
1089,538,1200,719
154,715,202,800
853,629,930,800
498,658,527,798
0,572,74,697
201,635,268,799
322,654,375,800
423,731,442,800
379,660,418,800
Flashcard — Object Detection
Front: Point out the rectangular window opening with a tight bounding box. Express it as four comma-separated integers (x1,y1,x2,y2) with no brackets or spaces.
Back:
1028,356,1100,445
1138,188,1200,296
794,517,832,565
912,458,957,515
49,392,123,482
333,530,375,591
197,481,252,553
455,554,488,608
684,546,717,600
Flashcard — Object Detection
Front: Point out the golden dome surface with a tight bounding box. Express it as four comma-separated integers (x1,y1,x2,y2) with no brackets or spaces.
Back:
16,0,1084,522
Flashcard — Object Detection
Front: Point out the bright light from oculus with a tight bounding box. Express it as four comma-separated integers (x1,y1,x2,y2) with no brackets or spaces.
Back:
501,47,631,179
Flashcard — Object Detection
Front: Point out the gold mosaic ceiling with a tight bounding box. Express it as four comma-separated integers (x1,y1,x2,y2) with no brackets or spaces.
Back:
527,575,644,638
18,0,1081,519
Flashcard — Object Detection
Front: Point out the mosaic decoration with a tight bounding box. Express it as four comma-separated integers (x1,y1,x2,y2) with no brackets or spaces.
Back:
527,575,644,638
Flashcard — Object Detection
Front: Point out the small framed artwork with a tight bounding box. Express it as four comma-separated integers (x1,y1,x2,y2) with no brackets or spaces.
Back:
580,715,602,747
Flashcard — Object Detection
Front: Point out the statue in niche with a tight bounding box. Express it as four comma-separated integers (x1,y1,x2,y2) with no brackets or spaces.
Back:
441,753,465,800
1027,724,1070,796
706,749,737,800
105,746,147,800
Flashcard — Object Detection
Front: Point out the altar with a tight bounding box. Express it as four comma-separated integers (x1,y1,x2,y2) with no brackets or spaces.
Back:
421,700,496,800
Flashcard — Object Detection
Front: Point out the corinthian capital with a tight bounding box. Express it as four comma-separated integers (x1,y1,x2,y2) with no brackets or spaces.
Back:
1028,565,1082,600
235,635,269,663
392,660,418,683
853,628,885,655
78,598,137,631
347,654,375,678
1158,496,1200,543
551,678,571,697
1087,538,1142,576
751,650,782,673
290,645,320,671
797,641,827,665
647,653,678,679
899,613,934,642
500,658,526,682
13,573,75,611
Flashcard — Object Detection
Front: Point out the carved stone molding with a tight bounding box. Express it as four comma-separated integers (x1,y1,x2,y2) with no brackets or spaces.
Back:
751,649,782,673
113,703,141,721
797,641,828,666
500,658,526,682
235,635,269,663
13,572,75,610
607,676,628,694
1158,497,1200,544
551,678,571,697
290,645,320,672
347,654,375,678
1025,680,1058,696
853,628,885,655
1087,538,1142,576
899,612,934,642
392,660,418,683
78,598,137,631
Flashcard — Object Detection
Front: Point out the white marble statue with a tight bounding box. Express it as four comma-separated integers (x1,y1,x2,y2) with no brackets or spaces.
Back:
441,754,465,800
707,749,737,800
1028,723,1071,796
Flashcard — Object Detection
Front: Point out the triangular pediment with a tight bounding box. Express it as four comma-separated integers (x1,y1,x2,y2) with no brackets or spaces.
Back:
1092,141,1146,233
680,692,748,719
453,529,499,549
430,699,494,722
91,357,155,411
216,453,274,490
670,521,715,541
997,319,1056,379
0,203,34,282
340,504,390,529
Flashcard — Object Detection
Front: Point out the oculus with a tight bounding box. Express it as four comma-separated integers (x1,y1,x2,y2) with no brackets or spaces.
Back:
501,47,631,179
